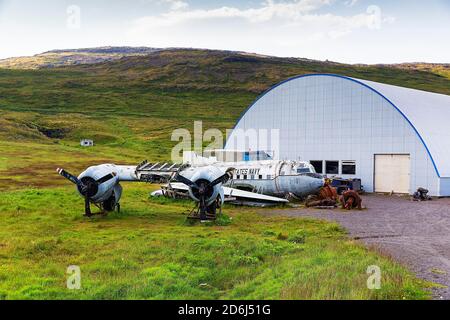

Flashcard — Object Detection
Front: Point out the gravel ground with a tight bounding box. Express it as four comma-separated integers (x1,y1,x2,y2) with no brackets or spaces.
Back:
264,194,450,300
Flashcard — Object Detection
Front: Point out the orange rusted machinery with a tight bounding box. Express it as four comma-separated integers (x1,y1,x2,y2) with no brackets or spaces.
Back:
340,190,363,210
305,182,339,208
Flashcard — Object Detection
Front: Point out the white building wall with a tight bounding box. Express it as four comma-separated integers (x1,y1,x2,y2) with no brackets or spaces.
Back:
226,75,440,195
439,178,450,196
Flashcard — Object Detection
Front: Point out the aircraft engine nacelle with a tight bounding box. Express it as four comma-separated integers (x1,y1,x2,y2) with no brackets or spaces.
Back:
57,163,138,216
186,166,225,206
77,164,122,210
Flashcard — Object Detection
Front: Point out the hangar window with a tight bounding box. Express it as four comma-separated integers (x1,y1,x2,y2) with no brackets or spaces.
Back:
310,161,323,174
250,175,255,180
326,161,339,175
236,175,241,180
259,175,263,180
342,161,356,175
243,175,248,180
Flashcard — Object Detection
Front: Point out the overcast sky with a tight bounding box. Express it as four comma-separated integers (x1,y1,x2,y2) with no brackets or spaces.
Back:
0,0,449,64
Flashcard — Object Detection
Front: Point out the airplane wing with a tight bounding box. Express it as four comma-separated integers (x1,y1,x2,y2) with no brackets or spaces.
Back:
157,182,288,204
134,161,184,183
164,182,189,191
223,187,289,203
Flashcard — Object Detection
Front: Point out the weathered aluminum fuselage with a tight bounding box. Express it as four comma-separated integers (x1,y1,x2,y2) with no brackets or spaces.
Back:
206,160,324,198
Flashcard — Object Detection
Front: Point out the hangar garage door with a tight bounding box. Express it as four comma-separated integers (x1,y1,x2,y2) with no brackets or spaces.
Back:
375,154,411,194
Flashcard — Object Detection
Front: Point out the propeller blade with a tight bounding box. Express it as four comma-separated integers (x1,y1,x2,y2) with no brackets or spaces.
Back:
84,193,92,217
96,173,115,184
57,168,82,186
174,173,198,189
57,168,96,217
208,170,234,188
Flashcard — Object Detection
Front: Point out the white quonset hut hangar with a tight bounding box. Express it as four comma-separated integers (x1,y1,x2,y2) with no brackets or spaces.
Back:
225,74,450,196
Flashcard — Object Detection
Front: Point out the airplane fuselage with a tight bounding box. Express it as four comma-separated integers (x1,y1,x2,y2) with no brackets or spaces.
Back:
211,160,324,198
135,157,325,199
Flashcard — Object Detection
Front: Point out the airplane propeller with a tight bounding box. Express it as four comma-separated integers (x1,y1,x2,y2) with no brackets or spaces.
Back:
174,170,232,192
56,168,114,217
173,169,234,220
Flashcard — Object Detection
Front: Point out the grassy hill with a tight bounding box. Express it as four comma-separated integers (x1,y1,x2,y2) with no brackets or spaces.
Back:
1,48,450,188
381,63,450,81
0,48,447,299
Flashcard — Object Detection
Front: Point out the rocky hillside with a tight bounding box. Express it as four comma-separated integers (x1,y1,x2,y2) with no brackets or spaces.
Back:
2,47,449,93
62,48,450,95
0,46,161,69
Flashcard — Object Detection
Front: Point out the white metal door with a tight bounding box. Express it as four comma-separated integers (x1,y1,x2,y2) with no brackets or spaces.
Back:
375,154,411,194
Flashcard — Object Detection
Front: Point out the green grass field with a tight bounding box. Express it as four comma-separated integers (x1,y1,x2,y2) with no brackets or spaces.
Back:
0,186,431,300
1,49,447,299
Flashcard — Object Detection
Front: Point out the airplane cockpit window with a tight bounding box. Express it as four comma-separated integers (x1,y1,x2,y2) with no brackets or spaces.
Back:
297,168,312,174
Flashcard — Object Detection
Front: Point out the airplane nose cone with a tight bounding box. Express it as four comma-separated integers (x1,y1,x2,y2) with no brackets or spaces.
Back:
310,177,325,190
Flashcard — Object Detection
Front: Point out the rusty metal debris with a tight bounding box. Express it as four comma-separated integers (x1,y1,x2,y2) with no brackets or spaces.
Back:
305,183,339,208
305,182,364,211
340,190,363,210
412,187,433,201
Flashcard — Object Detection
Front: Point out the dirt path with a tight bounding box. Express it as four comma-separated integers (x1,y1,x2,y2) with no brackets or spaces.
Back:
265,194,450,299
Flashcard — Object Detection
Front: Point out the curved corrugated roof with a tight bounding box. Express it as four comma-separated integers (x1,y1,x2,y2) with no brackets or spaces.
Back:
228,74,450,177
355,77,450,178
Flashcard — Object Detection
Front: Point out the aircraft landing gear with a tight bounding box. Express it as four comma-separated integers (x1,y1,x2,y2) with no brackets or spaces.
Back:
188,196,221,221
